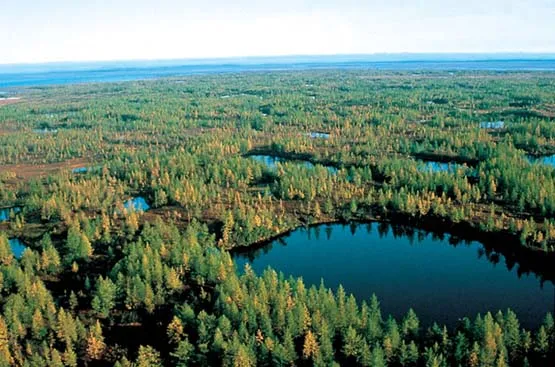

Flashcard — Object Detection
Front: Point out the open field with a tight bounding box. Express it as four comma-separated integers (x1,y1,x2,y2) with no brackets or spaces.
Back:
0,97,21,107
0,157,92,179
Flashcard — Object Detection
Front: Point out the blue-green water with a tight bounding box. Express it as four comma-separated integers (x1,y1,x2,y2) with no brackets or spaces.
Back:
2,57,555,88
124,197,150,212
528,154,555,168
0,207,21,222
250,155,338,174
538,155,555,167
308,132,330,139
418,161,463,173
9,238,26,259
480,121,505,129
33,128,58,134
72,166,102,174
233,223,553,328
72,167,88,173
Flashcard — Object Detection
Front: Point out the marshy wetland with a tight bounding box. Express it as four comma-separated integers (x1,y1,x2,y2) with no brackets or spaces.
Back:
1,68,555,365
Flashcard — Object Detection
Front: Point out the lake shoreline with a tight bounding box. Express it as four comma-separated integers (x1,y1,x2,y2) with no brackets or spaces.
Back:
231,220,554,329
230,209,555,283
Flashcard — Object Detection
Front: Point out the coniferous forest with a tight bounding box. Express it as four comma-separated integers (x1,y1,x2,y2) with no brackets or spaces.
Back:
0,70,554,366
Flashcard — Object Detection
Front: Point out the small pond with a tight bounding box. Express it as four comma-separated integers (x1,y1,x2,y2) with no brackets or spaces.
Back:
72,166,102,174
418,161,462,173
480,121,505,129
124,197,150,212
250,155,338,174
527,154,555,168
233,222,553,328
308,132,330,139
33,128,58,134
9,238,27,259
72,167,88,173
0,207,21,222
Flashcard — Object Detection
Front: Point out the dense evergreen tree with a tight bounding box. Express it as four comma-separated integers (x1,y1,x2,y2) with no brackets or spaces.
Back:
0,70,554,365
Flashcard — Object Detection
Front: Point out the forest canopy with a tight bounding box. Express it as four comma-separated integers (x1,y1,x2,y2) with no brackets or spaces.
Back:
0,70,554,366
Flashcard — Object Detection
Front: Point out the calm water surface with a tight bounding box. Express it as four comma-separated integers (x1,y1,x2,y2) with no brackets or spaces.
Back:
233,223,553,328
33,128,58,134
124,197,150,212
528,154,555,168
9,239,26,259
2,59,555,88
0,207,21,222
480,121,505,129
418,161,463,173
308,132,330,139
72,167,88,173
250,155,338,174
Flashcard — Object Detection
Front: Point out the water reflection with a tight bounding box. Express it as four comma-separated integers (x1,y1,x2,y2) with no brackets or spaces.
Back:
527,154,555,168
308,132,330,139
480,121,505,129
124,197,150,212
9,238,26,259
233,222,554,328
0,207,21,222
33,128,58,134
418,161,462,173
72,167,88,173
250,155,337,174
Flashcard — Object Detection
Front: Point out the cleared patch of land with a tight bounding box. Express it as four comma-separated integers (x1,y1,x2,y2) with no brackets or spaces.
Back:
0,157,92,180
0,97,21,107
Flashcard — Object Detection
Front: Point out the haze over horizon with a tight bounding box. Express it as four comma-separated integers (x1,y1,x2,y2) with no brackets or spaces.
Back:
2,0,554,65
2,52,555,68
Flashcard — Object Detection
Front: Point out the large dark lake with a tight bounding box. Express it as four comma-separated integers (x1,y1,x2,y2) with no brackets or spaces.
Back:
233,222,554,328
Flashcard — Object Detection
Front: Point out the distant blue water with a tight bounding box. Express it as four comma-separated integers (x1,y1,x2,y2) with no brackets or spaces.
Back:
1,57,555,88
233,223,554,328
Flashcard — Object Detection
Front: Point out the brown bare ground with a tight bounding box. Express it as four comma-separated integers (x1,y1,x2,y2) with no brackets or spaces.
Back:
0,158,92,180
534,107,555,118
0,98,22,107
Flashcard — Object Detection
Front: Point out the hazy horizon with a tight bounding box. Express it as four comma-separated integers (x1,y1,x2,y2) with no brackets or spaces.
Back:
2,1,554,64
1,52,555,72
2,54,555,88
2,52,555,66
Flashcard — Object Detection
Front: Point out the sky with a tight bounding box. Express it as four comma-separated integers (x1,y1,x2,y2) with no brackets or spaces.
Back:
1,0,554,64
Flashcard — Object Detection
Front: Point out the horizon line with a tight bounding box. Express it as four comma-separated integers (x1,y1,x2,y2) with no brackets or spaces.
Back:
2,52,555,68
